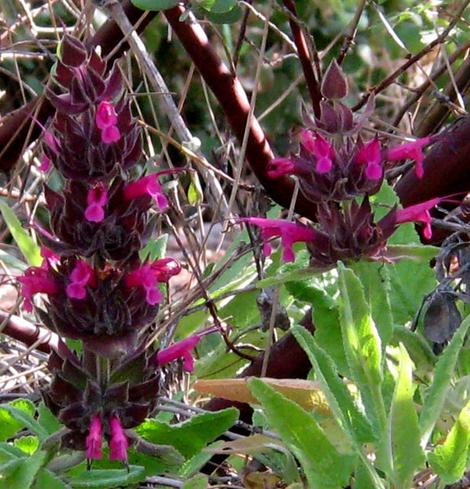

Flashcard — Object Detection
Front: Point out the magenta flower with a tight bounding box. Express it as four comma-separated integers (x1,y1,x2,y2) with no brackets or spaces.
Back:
379,197,441,240
123,174,168,211
66,260,95,300
240,217,317,263
101,125,121,144
40,246,60,269
95,101,121,144
96,101,118,130
18,267,59,312
85,183,108,223
386,136,432,179
39,155,51,172
125,258,180,305
266,157,296,179
157,335,201,372
355,138,383,181
86,415,103,460
109,416,128,463
43,130,59,154
150,257,182,282
300,130,334,174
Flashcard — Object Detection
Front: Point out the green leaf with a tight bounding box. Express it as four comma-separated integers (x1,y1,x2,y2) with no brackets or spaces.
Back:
33,469,70,489
139,234,168,261
292,326,374,444
256,267,318,288
428,399,470,484
14,435,39,455
187,173,203,205
0,450,47,489
136,408,239,459
131,0,179,10
198,0,236,13
204,5,242,24
67,466,145,488
248,378,355,489
0,200,42,266
0,443,25,463
0,403,48,441
38,402,62,435
389,344,425,488
420,315,470,448
350,262,393,347
181,473,209,489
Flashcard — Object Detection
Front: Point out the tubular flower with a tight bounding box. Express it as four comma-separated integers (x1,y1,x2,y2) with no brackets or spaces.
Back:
84,183,108,223
109,416,128,463
355,138,383,181
240,217,317,263
386,136,433,179
18,267,59,312
300,130,334,174
96,101,118,129
379,197,442,241
123,174,168,211
125,258,181,305
86,415,103,460
66,260,96,300
157,335,201,372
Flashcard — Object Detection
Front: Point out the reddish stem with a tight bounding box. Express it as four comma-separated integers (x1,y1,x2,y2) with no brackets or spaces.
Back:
164,6,315,219
282,0,322,117
0,311,75,361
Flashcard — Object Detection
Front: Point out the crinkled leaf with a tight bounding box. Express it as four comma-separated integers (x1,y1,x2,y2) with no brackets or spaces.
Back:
428,400,470,484
248,378,355,489
14,435,39,455
420,315,470,448
181,473,209,489
67,466,145,488
389,344,425,488
33,469,71,489
137,408,238,458
0,450,47,489
0,403,48,441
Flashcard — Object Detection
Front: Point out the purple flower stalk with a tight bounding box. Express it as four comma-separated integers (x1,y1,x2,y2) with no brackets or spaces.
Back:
86,415,103,460
240,217,317,263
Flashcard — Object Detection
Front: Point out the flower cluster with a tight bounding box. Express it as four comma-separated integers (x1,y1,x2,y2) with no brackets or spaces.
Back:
242,60,442,268
18,35,196,464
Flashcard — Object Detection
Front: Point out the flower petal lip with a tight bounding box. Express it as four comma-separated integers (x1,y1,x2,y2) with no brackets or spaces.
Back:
86,415,103,460
239,217,317,263
96,101,118,129
386,136,433,179
109,416,128,462
157,335,201,372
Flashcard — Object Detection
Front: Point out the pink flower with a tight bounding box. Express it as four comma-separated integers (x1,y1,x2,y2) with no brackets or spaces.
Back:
240,217,317,262
40,247,60,269
95,101,121,144
109,416,128,463
355,138,383,181
66,260,95,300
300,130,334,174
18,267,58,312
43,130,59,154
379,197,441,240
266,158,296,178
157,335,201,372
39,155,51,172
96,101,118,130
101,125,121,144
125,258,181,305
84,183,108,223
123,174,168,211
386,136,432,179
86,415,103,460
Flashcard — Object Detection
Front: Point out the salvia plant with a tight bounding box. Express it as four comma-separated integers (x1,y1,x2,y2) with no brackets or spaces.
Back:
0,2,470,489
17,35,200,466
